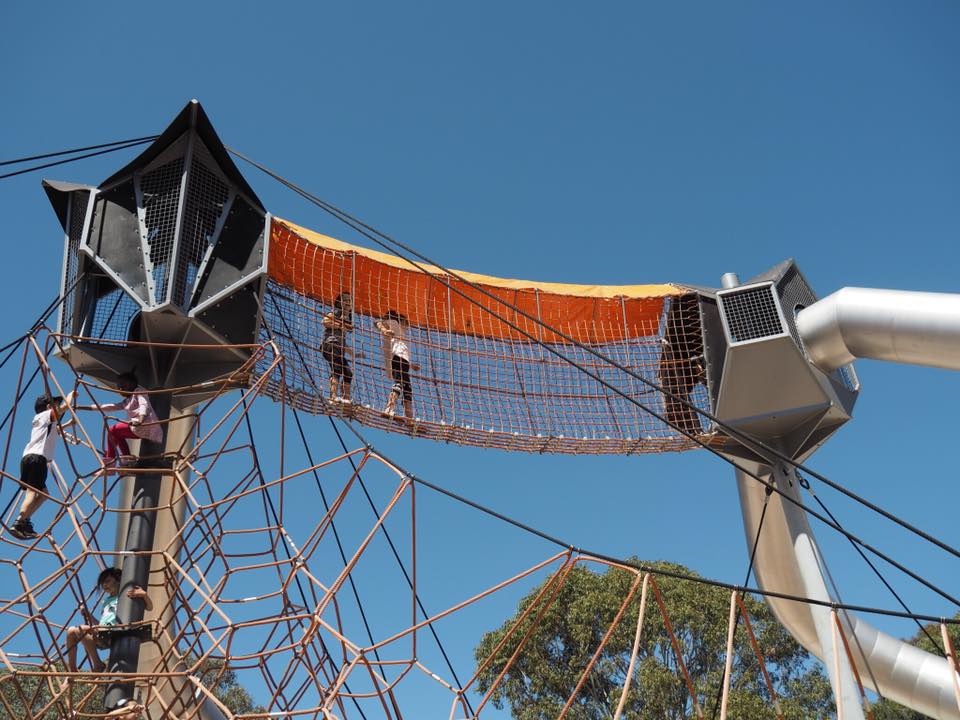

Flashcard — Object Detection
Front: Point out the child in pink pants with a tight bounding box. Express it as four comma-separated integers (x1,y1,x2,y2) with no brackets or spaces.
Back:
79,372,162,465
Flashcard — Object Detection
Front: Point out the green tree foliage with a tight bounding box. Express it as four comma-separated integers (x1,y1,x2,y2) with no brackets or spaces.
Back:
194,657,266,715
474,559,834,720
0,656,263,719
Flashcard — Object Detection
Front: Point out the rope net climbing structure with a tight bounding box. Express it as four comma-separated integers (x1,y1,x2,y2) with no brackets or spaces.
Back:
260,219,710,455
0,330,859,720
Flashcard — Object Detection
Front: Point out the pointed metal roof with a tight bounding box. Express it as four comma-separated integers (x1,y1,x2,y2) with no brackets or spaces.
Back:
100,99,264,212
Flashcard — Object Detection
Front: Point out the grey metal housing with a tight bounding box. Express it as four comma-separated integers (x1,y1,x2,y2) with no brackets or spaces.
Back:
697,260,859,461
43,100,269,405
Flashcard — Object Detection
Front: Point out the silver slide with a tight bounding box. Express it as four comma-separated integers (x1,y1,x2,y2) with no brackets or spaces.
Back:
735,287,960,718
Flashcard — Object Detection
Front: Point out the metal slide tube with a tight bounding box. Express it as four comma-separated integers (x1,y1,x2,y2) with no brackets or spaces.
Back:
796,287,960,373
737,461,960,719
741,461,864,718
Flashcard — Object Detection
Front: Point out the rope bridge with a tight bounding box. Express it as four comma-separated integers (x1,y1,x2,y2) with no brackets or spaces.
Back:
258,219,711,455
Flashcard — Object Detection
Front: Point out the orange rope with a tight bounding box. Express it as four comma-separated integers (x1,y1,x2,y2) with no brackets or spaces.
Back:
650,576,704,718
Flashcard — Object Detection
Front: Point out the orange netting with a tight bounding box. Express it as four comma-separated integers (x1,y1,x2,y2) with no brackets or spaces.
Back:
261,219,711,454
0,333,795,720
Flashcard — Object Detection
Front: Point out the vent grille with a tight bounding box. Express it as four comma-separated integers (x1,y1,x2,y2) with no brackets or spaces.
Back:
720,285,784,342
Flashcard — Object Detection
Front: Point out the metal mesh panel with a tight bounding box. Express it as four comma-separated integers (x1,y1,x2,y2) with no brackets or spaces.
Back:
777,265,814,349
777,265,859,391
720,285,784,343
83,283,141,344
140,157,185,303
60,191,89,337
174,143,230,308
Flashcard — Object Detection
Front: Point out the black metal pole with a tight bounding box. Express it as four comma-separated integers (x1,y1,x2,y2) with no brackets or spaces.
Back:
104,392,172,711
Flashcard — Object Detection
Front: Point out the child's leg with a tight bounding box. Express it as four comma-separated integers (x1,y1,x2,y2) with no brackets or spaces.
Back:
16,455,48,523
66,625,103,672
17,489,44,523
383,389,398,415
341,362,353,402
105,423,137,460
397,358,414,420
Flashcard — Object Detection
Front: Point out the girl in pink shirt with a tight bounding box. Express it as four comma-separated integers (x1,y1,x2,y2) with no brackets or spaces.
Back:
79,372,162,465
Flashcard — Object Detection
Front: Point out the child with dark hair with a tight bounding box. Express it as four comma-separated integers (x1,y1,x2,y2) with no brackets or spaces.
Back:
65,567,152,673
77,371,162,465
322,293,355,404
9,392,73,540
375,310,419,422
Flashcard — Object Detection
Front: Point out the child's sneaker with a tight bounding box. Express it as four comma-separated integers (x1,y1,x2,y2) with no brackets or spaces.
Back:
10,518,38,540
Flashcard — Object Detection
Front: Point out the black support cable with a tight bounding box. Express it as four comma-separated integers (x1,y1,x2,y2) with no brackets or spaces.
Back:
229,147,960,571
708,489,772,720
264,300,475,714
240,398,368,720
288,406,386,667
328,413,960,626
0,135,158,167
252,192,960,612
0,138,155,181
802,477,944,653
322,413,477,717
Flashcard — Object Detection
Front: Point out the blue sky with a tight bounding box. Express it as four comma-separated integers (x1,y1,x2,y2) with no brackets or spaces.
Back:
1,2,959,715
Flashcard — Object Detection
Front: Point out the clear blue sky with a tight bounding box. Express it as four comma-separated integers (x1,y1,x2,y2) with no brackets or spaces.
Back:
1,2,959,715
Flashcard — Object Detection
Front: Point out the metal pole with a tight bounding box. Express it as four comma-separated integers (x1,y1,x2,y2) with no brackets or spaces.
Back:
104,401,225,718
104,392,172,710
720,272,740,289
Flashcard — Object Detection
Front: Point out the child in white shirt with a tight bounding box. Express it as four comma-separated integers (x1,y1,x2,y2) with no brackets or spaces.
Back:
375,311,418,422
9,393,73,540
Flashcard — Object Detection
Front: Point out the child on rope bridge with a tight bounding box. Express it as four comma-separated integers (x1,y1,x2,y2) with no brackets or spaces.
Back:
75,371,162,467
376,311,419,423
65,567,153,673
322,292,357,405
9,392,75,540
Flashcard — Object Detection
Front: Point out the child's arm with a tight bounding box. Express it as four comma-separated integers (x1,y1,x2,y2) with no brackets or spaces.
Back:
55,392,74,415
77,400,123,412
129,393,151,426
127,586,153,612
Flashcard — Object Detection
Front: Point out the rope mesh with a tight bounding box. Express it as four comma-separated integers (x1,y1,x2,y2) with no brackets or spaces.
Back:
0,333,772,720
257,221,711,454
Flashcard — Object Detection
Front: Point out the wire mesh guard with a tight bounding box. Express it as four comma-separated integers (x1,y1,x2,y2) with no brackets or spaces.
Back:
139,157,185,305
257,221,711,455
0,333,811,720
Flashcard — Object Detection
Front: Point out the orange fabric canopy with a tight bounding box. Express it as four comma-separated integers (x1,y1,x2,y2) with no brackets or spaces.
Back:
268,218,687,342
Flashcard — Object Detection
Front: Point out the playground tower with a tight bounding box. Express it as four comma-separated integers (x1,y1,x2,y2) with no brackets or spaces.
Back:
43,100,268,715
